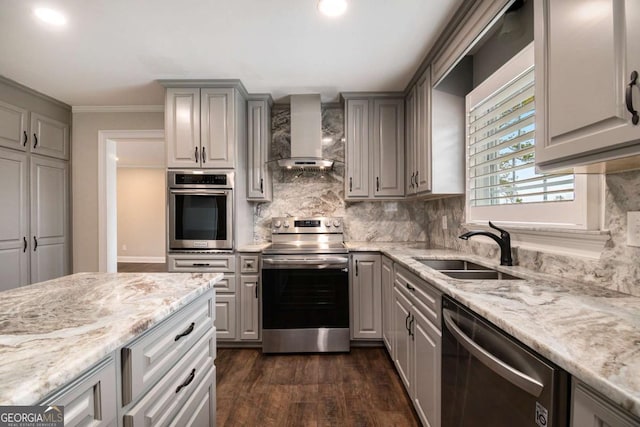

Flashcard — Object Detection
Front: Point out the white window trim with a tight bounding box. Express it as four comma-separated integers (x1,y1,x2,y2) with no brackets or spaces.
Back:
463,43,607,258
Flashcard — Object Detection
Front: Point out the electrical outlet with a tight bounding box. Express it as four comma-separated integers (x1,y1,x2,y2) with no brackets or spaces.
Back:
627,212,640,247
122,244,127,251
442,216,448,230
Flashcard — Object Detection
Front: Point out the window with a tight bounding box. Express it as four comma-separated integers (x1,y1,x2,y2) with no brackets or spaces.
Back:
465,43,598,229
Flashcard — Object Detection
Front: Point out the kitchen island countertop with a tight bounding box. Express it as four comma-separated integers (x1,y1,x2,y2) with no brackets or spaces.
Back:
0,272,222,405
347,242,640,419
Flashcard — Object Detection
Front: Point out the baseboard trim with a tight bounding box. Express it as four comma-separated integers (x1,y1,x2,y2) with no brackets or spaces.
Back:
117,256,166,263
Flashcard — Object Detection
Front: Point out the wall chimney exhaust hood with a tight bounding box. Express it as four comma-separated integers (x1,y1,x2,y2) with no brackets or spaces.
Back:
277,94,334,170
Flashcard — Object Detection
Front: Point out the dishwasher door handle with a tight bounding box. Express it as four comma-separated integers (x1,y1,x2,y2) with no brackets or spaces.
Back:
443,309,544,397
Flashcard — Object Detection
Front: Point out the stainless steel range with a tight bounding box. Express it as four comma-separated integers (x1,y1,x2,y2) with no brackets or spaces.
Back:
261,217,350,353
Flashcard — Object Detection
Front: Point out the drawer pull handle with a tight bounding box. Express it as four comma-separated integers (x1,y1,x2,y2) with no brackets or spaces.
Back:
626,70,639,125
194,146,199,162
192,263,210,267
174,322,195,341
406,283,415,292
23,131,28,146
33,133,38,149
175,368,196,394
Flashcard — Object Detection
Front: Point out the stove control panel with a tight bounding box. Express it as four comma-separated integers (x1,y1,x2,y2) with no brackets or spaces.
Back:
271,217,344,234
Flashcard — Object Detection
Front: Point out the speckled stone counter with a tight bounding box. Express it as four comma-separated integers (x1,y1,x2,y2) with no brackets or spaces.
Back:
0,272,222,405
346,243,640,418
237,242,272,252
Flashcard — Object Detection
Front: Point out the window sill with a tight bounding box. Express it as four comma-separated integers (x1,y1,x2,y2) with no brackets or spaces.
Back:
462,223,611,260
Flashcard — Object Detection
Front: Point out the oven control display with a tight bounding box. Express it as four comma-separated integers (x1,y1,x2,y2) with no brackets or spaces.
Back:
294,220,321,227
176,174,227,185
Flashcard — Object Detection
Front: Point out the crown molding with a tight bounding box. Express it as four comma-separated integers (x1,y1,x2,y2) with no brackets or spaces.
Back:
72,105,164,113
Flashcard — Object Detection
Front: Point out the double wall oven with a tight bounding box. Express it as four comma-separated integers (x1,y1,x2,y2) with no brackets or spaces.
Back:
167,170,234,251
261,217,350,353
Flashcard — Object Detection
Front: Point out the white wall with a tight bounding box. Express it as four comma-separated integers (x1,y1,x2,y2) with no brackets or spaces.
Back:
117,168,165,261
71,112,164,272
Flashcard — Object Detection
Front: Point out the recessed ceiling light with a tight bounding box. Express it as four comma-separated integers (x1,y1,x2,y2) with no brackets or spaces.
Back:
34,7,67,26
318,0,347,17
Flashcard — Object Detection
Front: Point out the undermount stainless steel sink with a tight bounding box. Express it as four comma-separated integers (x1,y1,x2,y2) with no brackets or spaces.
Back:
415,258,523,280
417,259,489,270
439,270,523,280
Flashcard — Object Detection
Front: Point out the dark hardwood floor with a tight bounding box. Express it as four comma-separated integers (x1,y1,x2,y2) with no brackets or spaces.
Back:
216,348,420,427
117,262,167,272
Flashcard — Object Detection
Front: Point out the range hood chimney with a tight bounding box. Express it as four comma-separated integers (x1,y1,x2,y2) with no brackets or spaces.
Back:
277,94,334,170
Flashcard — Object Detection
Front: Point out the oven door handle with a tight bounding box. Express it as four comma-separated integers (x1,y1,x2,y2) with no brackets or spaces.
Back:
442,309,544,397
170,189,229,195
262,257,349,269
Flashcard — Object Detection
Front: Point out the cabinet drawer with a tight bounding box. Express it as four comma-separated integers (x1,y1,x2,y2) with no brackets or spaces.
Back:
239,255,259,273
123,329,215,427
41,355,117,427
121,292,214,405
168,255,235,272
395,265,441,328
169,365,216,427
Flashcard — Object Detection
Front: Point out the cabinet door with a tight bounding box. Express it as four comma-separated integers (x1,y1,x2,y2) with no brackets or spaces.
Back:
215,293,237,340
405,87,417,195
30,156,68,283
0,148,29,289
201,88,235,168
30,113,69,160
166,88,201,168
416,67,432,194
345,99,370,198
239,275,260,340
381,256,394,356
351,253,382,339
247,99,271,201
373,98,404,197
412,309,441,427
0,100,28,151
571,380,640,427
393,287,413,394
535,0,640,168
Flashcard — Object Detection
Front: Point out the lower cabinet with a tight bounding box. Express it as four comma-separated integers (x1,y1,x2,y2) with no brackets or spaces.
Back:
392,263,442,427
239,274,260,340
350,253,382,339
571,379,640,427
381,256,394,357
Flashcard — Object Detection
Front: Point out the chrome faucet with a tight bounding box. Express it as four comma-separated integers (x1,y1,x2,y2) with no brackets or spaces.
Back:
459,221,513,266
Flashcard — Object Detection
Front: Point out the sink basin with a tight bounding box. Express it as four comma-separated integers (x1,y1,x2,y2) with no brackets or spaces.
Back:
439,270,523,280
417,259,490,270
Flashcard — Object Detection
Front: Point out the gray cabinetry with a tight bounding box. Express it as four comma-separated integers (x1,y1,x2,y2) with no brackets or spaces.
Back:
30,156,69,284
571,380,640,427
247,96,273,201
238,254,260,341
381,256,394,356
30,112,69,160
0,100,28,151
343,94,405,200
41,355,117,427
350,253,382,340
393,264,442,427
534,0,640,171
0,148,29,289
165,85,240,169
406,67,432,196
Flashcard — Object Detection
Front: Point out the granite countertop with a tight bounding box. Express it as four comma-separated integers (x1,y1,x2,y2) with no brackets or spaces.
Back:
0,272,223,405
237,242,272,252
346,242,640,418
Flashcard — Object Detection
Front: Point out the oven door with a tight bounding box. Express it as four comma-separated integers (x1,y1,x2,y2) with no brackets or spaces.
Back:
168,189,233,250
261,255,350,352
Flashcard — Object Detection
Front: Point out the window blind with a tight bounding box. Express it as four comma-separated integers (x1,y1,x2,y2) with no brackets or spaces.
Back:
468,67,574,207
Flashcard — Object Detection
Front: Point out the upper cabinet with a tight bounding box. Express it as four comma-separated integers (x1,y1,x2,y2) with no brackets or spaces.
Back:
343,94,405,200
0,99,69,160
406,67,433,196
247,95,273,202
165,85,238,169
534,0,640,171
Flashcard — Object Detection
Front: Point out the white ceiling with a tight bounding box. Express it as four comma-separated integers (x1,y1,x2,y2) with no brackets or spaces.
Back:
0,0,463,106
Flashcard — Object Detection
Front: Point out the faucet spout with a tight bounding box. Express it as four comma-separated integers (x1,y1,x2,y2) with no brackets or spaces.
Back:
458,222,513,266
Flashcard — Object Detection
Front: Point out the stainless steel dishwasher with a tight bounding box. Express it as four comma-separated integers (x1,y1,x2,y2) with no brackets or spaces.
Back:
442,296,569,427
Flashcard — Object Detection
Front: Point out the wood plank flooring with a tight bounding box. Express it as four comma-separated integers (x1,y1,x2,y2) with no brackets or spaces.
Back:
216,348,420,427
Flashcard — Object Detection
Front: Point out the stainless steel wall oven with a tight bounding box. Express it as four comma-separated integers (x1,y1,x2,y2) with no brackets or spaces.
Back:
168,170,233,251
